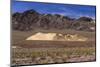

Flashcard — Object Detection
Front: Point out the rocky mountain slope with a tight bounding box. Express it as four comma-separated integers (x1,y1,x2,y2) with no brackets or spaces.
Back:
12,9,95,32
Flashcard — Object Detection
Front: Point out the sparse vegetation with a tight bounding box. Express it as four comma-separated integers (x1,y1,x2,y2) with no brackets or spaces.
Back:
11,29,96,66
12,47,95,65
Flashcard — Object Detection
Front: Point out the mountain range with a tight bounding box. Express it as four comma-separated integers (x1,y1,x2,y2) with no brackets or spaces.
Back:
12,9,95,32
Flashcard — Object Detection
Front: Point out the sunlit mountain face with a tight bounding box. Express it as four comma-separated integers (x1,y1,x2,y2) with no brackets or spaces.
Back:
12,1,96,19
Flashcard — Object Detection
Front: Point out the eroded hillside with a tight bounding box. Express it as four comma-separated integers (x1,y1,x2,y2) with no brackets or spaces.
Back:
12,9,95,32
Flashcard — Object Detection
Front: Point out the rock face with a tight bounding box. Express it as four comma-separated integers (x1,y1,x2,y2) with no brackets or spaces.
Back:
12,9,95,31
12,9,39,31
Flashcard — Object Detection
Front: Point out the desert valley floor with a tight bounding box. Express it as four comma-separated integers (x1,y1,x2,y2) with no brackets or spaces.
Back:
11,29,96,66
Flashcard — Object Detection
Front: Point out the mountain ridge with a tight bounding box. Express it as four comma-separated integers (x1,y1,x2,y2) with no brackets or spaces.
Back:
12,9,95,32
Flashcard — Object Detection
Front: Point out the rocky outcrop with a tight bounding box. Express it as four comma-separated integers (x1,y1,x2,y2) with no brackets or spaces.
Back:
12,9,39,31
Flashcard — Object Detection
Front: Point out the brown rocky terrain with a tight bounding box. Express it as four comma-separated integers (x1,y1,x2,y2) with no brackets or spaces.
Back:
12,9,95,31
